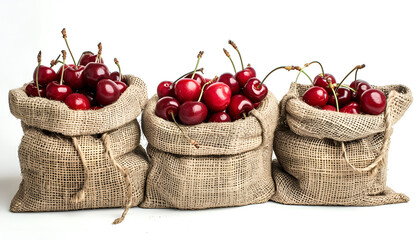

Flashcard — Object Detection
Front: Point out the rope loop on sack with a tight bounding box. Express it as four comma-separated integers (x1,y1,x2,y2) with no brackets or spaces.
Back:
102,133,134,225
71,137,89,203
341,91,397,174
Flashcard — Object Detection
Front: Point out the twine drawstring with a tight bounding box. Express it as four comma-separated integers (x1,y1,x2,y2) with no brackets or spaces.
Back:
71,137,89,203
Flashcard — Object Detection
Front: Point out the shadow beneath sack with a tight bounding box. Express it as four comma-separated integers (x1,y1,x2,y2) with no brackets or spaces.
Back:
0,176,20,211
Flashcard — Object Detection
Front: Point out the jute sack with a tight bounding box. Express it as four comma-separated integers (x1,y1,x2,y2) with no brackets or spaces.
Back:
140,92,279,209
271,83,412,206
9,75,149,223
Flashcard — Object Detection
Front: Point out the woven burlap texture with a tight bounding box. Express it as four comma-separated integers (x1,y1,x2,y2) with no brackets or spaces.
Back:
140,91,279,209
271,83,412,206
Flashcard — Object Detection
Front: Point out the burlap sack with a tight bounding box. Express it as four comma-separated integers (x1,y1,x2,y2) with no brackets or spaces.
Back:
8,75,149,223
271,83,412,206
140,92,279,209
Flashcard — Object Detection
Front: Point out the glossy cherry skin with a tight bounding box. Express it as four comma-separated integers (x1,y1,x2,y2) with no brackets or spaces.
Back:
328,87,352,107
173,78,201,103
46,82,73,101
82,62,110,89
25,83,46,97
245,66,256,78
217,73,240,95
340,101,361,114
202,82,232,112
63,65,85,90
110,71,121,81
78,90,96,106
350,80,371,102
56,64,75,81
185,73,205,86
179,101,208,125
79,53,103,66
227,94,254,120
243,77,268,103
208,112,231,123
302,86,328,107
33,65,57,86
235,68,254,88
115,81,128,94
155,96,180,121
157,81,175,98
360,89,386,115
313,73,336,94
64,93,91,110
95,79,121,106
322,105,337,111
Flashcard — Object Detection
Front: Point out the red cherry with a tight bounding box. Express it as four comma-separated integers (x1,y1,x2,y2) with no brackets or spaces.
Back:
179,101,208,125
56,64,75,81
115,81,128,94
173,78,201,103
217,73,240,95
157,81,175,98
64,93,91,110
79,52,103,66
46,81,73,101
350,80,371,102
202,82,232,112
360,89,386,115
327,87,352,107
89,106,103,110
208,112,231,123
95,79,121,106
155,96,180,121
82,62,110,89
63,65,85,90
313,73,336,93
33,65,56,86
302,86,328,107
227,94,254,120
243,77,268,103
78,90,96,106
245,65,256,78
110,71,121,81
322,105,337,111
25,83,46,97
254,102,261,109
235,68,254,88
185,73,205,86
340,101,361,114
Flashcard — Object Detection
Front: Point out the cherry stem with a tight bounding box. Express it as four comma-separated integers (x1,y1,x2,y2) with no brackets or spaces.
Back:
223,48,236,74
96,42,102,63
191,51,204,79
304,61,325,77
353,67,362,95
260,66,301,88
295,66,313,85
50,54,61,67
77,51,93,66
170,112,199,149
35,51,41,97
340,84,356,93
228,40,244,70
242,112,247,119
198,76,218,102
60,50,67,85
336,64,365,89
174,68,204,83
114,58,122,81
328,80,339,112
61,28,77,69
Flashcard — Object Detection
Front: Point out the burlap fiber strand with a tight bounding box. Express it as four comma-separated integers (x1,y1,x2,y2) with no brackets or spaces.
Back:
9,75,149,224
140,91,279,209
271,82,412,206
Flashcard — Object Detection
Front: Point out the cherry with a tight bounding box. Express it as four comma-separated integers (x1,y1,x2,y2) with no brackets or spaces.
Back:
25,83,46,97
185,72,205,86
322,105,337,111
115,81,128,94
235,69,254,88
243,77,267,103
157,81,175,98
245,64,256,78
208,112,231,123
110,71,120,81
340,101,361,114
95,79,121,106
30,51,44,97
302,86,328,107
83,62,110,89
33,65,56,87
178,101,208,125
56,64,75,81
155,96,180,120
360,89,386,115
79,51,103,66
350,80,371,102
202,82,231,112
217,73,240,95
63,65,85,90
112,58,126,83
227,94,254,120
174,79,201,103
313,73,336,93
90,106,103,110
46,81,73,101
254,102,261,109
78,90,96,106
327,87,352,107
65,93,91,110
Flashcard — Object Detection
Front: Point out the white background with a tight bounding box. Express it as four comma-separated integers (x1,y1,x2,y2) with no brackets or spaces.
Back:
1,0,419,239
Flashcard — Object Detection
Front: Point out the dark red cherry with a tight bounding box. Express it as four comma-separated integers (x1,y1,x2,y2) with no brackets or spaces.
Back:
157,81,175,98
328,87,352,107
254,102,261,109
83,62,110,89
63,65,85,90
245,65,256,78
110,71,121,81
208,112,231,123
235,68,254,88
202,82,232,112
46,81,73,101
64,93,91,110
56,64,75,81
313,73,336,93
243,77,268,103
173,78,201,103
340,101,361,114
33,65,57,86
217,73,240,95
115,81,128,94
179,101,208,125
350,80,371,102
89,106,103,110
155,96,180,121
95,79,121,106
322,105,337,111
78,90,96,106
302,86,328,107
227,94,254,120
360,89,386,115
185,73,205,86
79,52,103,66
25,83,46,97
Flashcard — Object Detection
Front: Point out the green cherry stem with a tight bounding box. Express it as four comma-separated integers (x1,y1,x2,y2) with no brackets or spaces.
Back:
114,58,122,80
191,51,204,79
340,84,356,93
35,51,42,97
336,64,365,89
197,76,218,102
174,68,204,83
223,48,237,74
228,40,244,70
77,51,93,66
60,50,67,85
170,111,199,149
242,112,247,119
295,65,313,85
328,80,340,112
304,61,325,77
260,65,301,88
61,28,77,69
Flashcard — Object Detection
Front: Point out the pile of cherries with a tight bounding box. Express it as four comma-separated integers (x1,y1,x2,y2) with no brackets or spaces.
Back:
25,28,127,110
300,62,387,115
